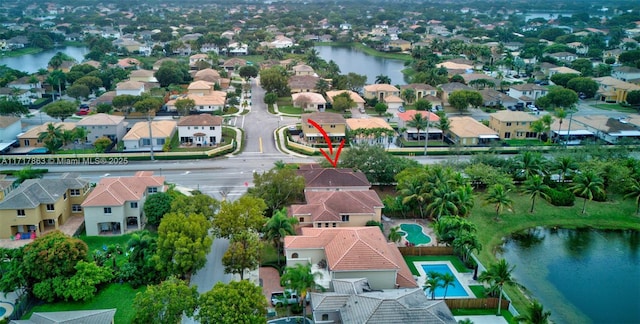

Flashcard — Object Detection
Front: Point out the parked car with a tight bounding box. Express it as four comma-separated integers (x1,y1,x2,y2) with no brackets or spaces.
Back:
271,291,299,307
507,106,517,111
527,104,538,112
77,107,90,115
398,106,406,113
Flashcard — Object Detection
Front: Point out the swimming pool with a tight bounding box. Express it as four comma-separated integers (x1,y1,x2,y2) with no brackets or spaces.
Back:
421,263,470,298
399,223,432,245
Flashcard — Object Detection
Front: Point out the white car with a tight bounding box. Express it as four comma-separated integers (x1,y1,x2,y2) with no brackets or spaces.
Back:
527,105,538,112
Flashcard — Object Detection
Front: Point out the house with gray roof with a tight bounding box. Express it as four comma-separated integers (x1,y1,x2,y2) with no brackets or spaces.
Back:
11,308,116,324
0,174,91,239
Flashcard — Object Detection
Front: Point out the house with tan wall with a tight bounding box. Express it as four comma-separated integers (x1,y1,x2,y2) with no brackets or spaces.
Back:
0,174,90,239
18,122,76,148
447,116,499,145
594,76,640,103
325,90,365,110
489,111,540,140
123,120,176,152
301,112,346,144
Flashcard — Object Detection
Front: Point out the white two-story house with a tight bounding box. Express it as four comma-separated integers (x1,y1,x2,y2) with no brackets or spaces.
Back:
76,113,127,144
177,114,223,146
507,84,548,106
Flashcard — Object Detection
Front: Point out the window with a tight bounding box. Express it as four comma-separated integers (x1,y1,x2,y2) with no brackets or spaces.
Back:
46,204,54,211
72,204,82,212
104,207,112,214
516,132,523,137
17,209,25,217
506,122,512,126
330,125,336,128
63,192,67,200
210,126,215,130
332,223,337,227
24,140,30,146
148,187,158,193
322,314,329,321
291,253,299,258
142,139,151,146
325,223,329,227
157,138,165,145
70,189,80,196
341,215,350,222
130,202,138,208
299,217,304,223
504,132,511,139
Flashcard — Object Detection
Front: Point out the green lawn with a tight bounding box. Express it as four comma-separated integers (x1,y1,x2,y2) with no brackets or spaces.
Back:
468,191,640,315
452,308,516,324
403,255,471,275
261,241,280,266
23,283,144,323
278,105,304,115
79,233,137,267
590,102,638,114
503,139,551,147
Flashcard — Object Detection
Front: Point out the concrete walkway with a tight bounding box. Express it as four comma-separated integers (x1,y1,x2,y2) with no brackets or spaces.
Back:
454,315,509,324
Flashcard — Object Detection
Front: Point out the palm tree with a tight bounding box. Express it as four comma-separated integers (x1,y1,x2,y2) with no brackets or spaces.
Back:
375,74,391,84
427,184,458,219
399,178,429,218
440,273,456,299
452,231,481,265
624,178,640,215
315,79,330,96
514,300,552,324
423,271,442,300
484,184,514,220
540,114,554,141
388,226,403,244
455,184,475,217
515,151,546,180
529,120,545,141
401,88,415,104
570,170,605,214
478,259,516,316
263,208,298,264
554,156,577,183
554,108,567,143
523,175,550,213
407,113,430,156
280,263,323,320
436,112,450,143
38,123,64,153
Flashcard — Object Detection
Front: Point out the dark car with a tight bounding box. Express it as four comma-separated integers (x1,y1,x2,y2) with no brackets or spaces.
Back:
507,106,517,111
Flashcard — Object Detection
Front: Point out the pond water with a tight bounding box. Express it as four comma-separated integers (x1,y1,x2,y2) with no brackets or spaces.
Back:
0,46,89,74
315,45,408,85
500,227,640,324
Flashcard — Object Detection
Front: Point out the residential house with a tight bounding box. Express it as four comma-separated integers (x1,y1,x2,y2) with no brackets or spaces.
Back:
11,309,116,324
389,39,411,51
346,118,395,146
222,58,247,72
325,90,365,110
539,62,559,77
289,190,383,228
612,66,640,82
567,42,589,55
153,58,179,71
165,93,226,113
301,112,346,144
292,64,315,76
399,84,438,103
0,175,14,201
113,38,146,54
397,110,441,141
82,171,164,236
548,66,581,78
0,116,21,151
225,42,249,56
0,174,91,239
189,54,211,68
18,123,76,148
8,76,42,90
310,279,456,324
594,76,640,103
297,166,371,192
479,88,517,108
289,75,320,93
122,120,177,152
363,84,400,103
507,84,548,105
177,114,223,146
270,35,294,48
436,61,473,76
292,93,327,111
129,70,158,83
0,87,34,105
438,82,473,104
187,80,215,96
284,227,417,289
489,111,540,140
116,58,140,69
193,69,221,84
544,51,578,63
568,115,640,144
200,43,220,54
115,80,145,96
447,116,499,145
76,113,127,144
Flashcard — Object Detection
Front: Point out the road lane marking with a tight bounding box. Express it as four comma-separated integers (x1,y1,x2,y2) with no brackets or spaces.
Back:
259,137,263,153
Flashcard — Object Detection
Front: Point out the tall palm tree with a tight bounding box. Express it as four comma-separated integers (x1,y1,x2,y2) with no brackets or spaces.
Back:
570,170,605,214
423,271,441,300
401,88,415,104
484,184,514,220
37,123,64,153
399,178,429,218
530,120,545,141
263,208,298,264
440,273,456,299
554,156,577,183
436,112,450,143
554,108,567,143
280,263,323,320
388,226,403,244
523,175,550,213
478,259,516,316
407,113,430,156
427,184,458,219
540,114,554,141
315,79,330,96
452,230,481,265
624,178,640,215
515,151,546,180
515,300,552,324
375,74,391,84
454,184,475,217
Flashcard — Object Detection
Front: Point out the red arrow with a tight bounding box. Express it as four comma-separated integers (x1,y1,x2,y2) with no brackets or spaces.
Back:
307,118,344,167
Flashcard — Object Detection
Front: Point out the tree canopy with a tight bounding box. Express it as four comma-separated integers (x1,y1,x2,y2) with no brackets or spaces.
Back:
212,196,267,239
196,280,268,324
248,167,305,214
42,100,77,121
132,276,199,324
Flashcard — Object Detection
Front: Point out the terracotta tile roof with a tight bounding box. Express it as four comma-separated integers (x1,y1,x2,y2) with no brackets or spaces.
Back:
449,116,498,138
325,90,365,104
116,80,145,90
364,84,400,92
490,110,540,122
397,110,439,122
123,120,176,140
187,80,214,90
290,190,383,222
301,112,345,125
285,227,416,287
400,83,436,91
509,83,548,91
19,122,76,139
288,75,320,89
177,114,223,126
346,118,393,131
292,92,326,104
77,113,125,126
82,171,164,207
297,168,370,188
129,69,155,78
384,94,404,103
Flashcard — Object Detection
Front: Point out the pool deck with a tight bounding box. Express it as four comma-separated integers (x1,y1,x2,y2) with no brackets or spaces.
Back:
454,315,509,324
413,261,479,299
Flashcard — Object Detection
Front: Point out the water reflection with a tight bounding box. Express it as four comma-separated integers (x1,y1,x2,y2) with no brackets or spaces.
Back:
562,228,592,259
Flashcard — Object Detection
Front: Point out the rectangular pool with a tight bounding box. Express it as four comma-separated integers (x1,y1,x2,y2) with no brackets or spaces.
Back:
421,263,470,298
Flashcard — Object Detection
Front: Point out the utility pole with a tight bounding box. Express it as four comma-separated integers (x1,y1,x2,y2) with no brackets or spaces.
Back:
148,113,154,161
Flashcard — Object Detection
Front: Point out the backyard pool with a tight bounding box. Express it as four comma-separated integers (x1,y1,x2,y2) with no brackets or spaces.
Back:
399,223,432,245
267,316,313,324
421,263,471,298
0,301,14,320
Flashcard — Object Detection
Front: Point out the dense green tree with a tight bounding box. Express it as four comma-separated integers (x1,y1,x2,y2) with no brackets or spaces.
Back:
212,195,267,239
112,95,140,115
263,92,278,105
626,90,640,107
448,90,483,113
374,102,388,116
66,84,90,100
281,263,323,320
119,231,160,288
571,59,593,76
536,87,578,111
170,194,219,221
42,100,77,121
515,300,552,324
222,231,261,280
133,97,163,115
132,277,198,324
95,103,112,113
249,167,304,214
513,151,547,180
74,76,103,92
0,99,28,116
196,280,268,324
566,77,598,98
570,170,605,214
143,192,174,227
484,184,513,220
479,259,516,315
263,208,299,264
550,73,580,88
154,212,212,279
155,61,191,87
38,123,64,153
375,74,391,84
238,65,259,80
259,66,289,96
331,92,355,111
94,136,112,153
414,99,432,111
523,175,551,213
401,88,415,103
53,261,113,302
337,144,419,185
174,98,195,116
624,178,640,215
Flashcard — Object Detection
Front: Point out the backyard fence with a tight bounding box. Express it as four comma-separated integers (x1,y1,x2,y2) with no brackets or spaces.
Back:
398,246,454,256
445,298,510,310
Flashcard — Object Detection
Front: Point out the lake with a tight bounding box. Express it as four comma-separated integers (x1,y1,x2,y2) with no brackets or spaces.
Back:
315,45,408,85
500,227,640,324
0,46,89,74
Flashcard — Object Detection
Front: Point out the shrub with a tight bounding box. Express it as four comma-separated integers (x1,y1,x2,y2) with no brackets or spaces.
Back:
365,220,383,232
290,303,303,314
543,187,575,206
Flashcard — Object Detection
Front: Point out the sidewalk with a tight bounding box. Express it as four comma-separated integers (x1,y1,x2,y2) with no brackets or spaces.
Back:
274,126,309,158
